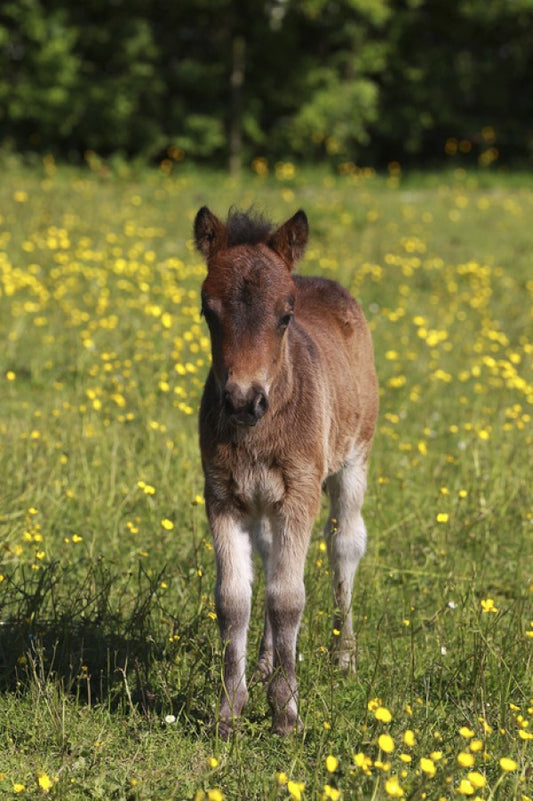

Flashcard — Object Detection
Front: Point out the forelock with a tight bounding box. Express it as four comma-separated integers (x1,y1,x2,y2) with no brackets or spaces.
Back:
225,208,274,247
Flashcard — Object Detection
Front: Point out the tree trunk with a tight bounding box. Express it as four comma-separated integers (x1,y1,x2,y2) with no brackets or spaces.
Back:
229,35,245,176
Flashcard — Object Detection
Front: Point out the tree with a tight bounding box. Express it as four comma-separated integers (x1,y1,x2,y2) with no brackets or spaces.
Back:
375,0,533,164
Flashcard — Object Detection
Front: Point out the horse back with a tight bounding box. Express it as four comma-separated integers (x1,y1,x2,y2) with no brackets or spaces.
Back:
293,274,378,457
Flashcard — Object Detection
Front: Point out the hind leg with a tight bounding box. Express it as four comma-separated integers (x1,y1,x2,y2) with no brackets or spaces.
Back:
324,445,369,673
252,518,274,681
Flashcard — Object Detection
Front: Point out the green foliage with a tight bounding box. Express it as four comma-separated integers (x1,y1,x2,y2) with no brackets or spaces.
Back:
0,0,80,139
1,0,533,165
377,0,533,164
290,77,379,157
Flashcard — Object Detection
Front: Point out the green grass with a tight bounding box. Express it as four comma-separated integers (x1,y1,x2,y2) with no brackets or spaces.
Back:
0,159,532,800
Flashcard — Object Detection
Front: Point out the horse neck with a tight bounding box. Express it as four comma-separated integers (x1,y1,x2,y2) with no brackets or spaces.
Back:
268,330,296,416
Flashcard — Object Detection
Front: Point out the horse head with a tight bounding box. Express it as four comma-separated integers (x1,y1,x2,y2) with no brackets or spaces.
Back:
195,207,308,427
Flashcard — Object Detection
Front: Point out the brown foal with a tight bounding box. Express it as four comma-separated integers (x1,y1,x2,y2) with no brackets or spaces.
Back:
195,206,378,736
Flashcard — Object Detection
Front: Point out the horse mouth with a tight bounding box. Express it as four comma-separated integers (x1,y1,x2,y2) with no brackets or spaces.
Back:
229,412,260,428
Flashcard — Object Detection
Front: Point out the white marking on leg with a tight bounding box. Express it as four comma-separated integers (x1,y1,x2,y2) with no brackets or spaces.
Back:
211,514,253,733
325,445,368,672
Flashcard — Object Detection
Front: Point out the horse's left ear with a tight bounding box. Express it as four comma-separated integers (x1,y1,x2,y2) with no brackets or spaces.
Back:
194,206,227,260
269,210,309,268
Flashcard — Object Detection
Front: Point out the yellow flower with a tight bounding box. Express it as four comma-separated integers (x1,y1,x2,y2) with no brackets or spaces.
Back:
384,776,404,797
325,755,339,773
436,512,449,523
207,790,224,801
375,706,393,723
323,785,341,800
457,778,475,795
403,729,416,747
161,518,174,530
480,598,498,613
467,771,486,789
367,697,382,712
13,785,25,794
469,739,484,752
137,480,156,495
420,757,436,778
353,752,372,775
378,734,395,754
207,757,219,768
499,757,518,772
480,718,493,735
276,772,288,786
287,780,305,800
457,752,475,768
459,726,475,738
37,773,54,792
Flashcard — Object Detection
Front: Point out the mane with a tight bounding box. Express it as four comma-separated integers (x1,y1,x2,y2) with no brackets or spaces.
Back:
226,208,274,247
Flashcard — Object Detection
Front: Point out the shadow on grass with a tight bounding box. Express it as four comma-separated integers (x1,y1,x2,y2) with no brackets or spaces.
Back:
0,559,214,731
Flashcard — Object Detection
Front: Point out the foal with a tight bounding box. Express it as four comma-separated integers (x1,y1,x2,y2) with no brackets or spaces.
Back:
195,206,378,736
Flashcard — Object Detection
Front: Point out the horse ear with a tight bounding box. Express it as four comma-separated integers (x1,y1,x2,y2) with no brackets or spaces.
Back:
269,210,309,269
194,206,226,260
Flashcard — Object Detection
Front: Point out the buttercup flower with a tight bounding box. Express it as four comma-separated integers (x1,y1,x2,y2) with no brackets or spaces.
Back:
374,706,393,723
378,734,395,753
325,755,338,773
420,757,436,778
37,773,54,793
384,776,404,797
499,757,517,772
457,752,475,768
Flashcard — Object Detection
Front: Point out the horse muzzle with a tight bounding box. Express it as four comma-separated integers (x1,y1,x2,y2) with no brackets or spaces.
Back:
223,382,269,427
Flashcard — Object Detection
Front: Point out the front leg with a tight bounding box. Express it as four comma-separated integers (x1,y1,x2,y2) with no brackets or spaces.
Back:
266,513,313,735
210,511,253,738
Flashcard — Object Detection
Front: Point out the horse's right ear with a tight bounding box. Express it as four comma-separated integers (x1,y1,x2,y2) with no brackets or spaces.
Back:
194,206,226,259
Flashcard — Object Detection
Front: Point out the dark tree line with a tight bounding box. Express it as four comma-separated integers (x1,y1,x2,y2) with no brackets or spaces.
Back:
1,0,532,169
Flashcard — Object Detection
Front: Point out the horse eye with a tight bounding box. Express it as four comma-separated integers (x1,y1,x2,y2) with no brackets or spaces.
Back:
279,312,293,329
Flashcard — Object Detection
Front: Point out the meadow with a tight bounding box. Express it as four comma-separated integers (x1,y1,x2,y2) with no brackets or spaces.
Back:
0,157,531,800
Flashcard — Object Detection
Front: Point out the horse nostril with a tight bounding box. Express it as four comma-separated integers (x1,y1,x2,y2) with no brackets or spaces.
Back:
223,388,238,416
253,392,269,420
223,382,268,425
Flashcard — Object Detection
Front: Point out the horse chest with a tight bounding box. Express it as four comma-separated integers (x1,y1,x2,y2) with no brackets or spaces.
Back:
212,447,286,514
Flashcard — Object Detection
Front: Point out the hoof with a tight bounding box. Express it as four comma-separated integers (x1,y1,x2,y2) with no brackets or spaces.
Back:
333,637,357,675
272,711,303,736
215,718,235,741
252,655,273,683
335,649,357,675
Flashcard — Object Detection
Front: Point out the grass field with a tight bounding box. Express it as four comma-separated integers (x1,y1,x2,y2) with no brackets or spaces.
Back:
0,158,532,800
